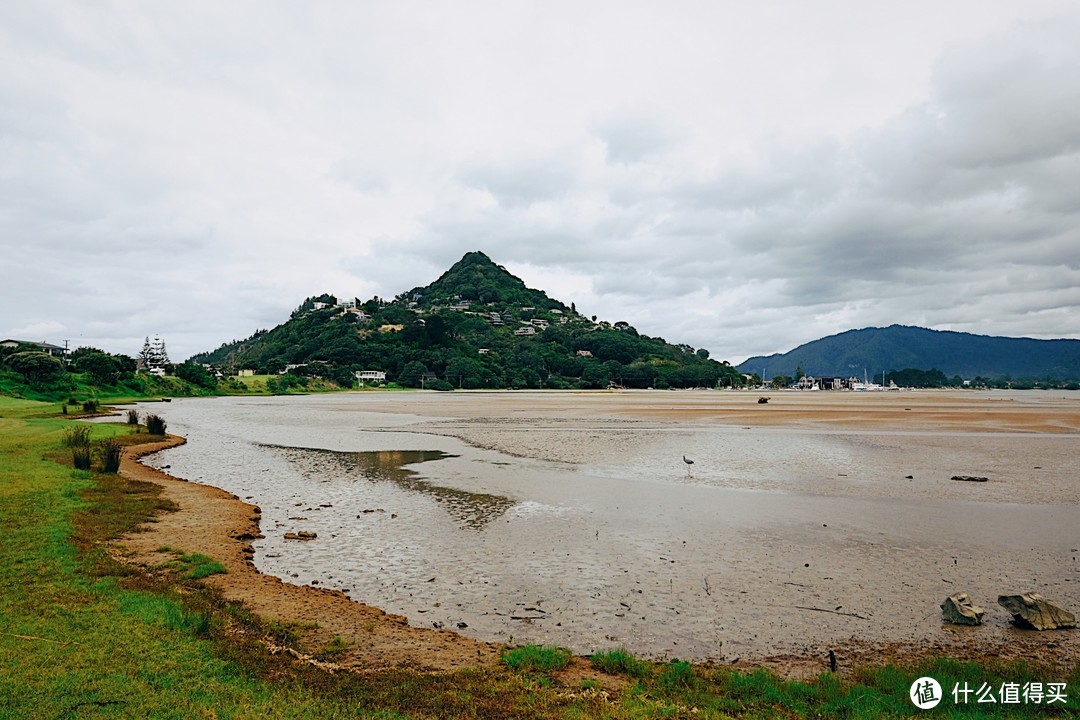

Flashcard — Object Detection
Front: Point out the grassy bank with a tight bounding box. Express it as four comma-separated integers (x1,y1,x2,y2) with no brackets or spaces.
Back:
0,395,1075,718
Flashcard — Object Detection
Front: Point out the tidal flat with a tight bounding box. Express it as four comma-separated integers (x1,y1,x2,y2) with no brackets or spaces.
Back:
130,389,1080,663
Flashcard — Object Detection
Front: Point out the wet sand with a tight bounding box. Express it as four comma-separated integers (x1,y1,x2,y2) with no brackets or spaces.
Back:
118,389,1080,672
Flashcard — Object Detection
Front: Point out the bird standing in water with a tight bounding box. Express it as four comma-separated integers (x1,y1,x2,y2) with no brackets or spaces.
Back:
682,455,694,478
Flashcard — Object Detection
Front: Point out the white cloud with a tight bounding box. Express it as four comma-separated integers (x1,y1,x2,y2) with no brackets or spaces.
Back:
2,2,1079,362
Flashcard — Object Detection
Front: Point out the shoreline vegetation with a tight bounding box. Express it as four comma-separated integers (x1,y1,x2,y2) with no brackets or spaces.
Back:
2,394,1078,717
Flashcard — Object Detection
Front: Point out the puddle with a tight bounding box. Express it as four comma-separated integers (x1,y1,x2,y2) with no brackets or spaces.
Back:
264,446,515,530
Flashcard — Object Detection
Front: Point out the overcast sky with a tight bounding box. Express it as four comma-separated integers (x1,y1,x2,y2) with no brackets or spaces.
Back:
3,2,1079,364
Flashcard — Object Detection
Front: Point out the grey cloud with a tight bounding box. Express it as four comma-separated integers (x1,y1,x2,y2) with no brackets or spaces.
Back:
593,115,672,164
457,158,577,208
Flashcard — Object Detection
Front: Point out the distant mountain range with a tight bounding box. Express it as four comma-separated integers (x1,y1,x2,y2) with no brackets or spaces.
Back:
192,251,741,390
737,325,1080,381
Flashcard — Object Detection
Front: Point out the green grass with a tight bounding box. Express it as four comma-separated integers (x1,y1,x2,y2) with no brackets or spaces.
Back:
175,552,228,580
1,394,1076,719
502,645,574,673
591,648,653,679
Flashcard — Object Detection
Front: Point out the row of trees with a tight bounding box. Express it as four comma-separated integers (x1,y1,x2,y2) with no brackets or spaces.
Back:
0,342,221,395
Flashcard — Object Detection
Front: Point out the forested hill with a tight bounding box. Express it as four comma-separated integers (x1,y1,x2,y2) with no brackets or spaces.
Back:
191,251,741,390
737,325,1080,382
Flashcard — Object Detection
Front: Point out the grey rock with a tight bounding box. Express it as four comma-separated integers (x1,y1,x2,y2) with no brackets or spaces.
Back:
951,475,988,482
941,592,985,625
997,593,1076,630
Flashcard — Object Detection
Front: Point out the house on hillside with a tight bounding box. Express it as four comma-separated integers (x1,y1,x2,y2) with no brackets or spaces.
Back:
576,350,593,357
514,326,537,337
355,370,387,385
1,339,68,357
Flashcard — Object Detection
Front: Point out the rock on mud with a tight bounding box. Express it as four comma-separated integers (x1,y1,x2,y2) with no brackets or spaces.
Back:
941,592,985,626
951,475,989,482
284,531,318,541
997,593,1076,630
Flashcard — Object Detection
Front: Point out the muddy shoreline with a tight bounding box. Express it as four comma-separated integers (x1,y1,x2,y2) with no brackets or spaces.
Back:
117,436,502,672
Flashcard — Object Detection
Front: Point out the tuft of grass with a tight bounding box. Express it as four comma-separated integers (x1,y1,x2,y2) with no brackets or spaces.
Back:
97,437,123,473
178,553,227,580
126,408,139,425
501,644,573,673
590,648,652,679
316,635,352,662
659,659,695,690
81,399,100,413
72,445,91,470
62,424,91,447
145,412,167,435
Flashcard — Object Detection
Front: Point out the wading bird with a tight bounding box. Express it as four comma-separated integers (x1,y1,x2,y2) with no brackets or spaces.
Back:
682,455,694,477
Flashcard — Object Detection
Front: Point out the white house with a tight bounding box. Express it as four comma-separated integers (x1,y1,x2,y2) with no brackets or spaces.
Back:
355,370,387,383
514,326,537,336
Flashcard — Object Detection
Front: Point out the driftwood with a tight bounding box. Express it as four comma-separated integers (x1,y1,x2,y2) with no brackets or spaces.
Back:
794,605,869,620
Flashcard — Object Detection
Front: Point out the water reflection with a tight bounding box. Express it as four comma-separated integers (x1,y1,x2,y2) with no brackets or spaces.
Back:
263,446,515,530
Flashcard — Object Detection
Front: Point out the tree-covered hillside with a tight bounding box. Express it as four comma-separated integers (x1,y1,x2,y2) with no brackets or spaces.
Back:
738,325,1080,382
192,252,742,390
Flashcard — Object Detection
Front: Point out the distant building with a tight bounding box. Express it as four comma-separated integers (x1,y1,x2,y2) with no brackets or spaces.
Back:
514,326,537,336
238,369,255,377
355,370,387,384
576,350,593,357
1,339,68,357
281,363,308,374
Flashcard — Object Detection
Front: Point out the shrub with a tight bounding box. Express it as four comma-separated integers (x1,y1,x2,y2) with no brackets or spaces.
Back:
98,437,123,474
126,409,139,425
72,446,91,470
145,413,167,435
501,644,573,672
68,396,78,405
62,425,92,447
82,399,100,413
426,379,455,391
590,648,652,678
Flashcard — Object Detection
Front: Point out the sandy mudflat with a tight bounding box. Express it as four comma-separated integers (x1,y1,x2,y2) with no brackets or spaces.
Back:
118,389,1080,674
